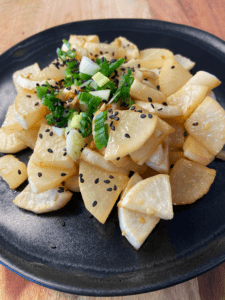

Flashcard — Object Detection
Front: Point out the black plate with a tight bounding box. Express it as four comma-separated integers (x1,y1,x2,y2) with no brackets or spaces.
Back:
1,19,225,296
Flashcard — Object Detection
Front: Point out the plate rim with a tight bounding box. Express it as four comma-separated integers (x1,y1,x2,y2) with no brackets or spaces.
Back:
1,18,225,296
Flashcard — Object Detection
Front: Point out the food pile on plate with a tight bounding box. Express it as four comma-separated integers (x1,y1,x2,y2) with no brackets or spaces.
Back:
0,35,224,250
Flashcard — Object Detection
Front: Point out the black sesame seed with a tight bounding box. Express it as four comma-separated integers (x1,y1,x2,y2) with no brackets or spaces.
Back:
107,188,112,191
110,121,113,127
114,79,119,86
79,173,83,177
170,164,174,169
45,129,50,132
192,122,199,126
47,149,53,153
171,66,175,69
63,152,67,156
151,104,155,109
18,170,21,175
148,114,153,118
183,131,188,137
109,175,114,179
36,83,40,86
157,85,160,90
58,186,64,190
61,173,67,177
92,200,97,207
138,64,140,68
111,125,115,131
140,114,146,118
148,97,152,102
26,95,31,98
104,180,110,184
113,185,117,191
114,117,119,121
58,189,64,193
80,177,84,183
39,133,43,139
130,105,135,110
49,131,53,136
112,52,115,56
108,108,113,113
38,172,42,177
50,243,56,249
95,54,98,57
125,133,130,138
102,100,107,104
137,109,142,113
158,108,163,111
162,102,168,106
125,56,127,60
94,178,99,184
116,157,120,161
63,148,66,151
114,111,118,116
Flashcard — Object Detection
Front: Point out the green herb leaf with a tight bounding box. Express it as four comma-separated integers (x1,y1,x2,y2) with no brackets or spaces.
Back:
79,112,92,138
94,111,109,149
108,58,125,76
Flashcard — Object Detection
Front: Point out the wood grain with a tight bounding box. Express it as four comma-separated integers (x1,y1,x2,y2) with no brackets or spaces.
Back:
0,0,224,299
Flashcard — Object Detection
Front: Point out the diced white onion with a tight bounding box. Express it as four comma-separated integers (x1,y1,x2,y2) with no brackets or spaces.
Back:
79,56,100,75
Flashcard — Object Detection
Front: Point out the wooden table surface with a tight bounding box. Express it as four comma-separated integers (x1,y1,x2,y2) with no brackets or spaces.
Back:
0,0,225,299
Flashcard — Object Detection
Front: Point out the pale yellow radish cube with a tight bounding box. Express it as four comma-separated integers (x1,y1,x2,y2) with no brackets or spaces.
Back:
68,34,100,48
118,207,160,250
130,117,174,165
14,89,47,130
183,136,214,166
184,97,225,155
119,174,173,220
13,184,73,214
13,63,41,92
81,148,129,176
16,75,56,92
84,42,119,59
110,155,147,174
174,54,195,71
31,59,66,81
104,109,158,161
146,144,164,167
28,155,76,193
170,158,216,205
79,160,129,224
119,172,143,203
167,85,208,119
159,57,192,96
130,78,165,103
0,129,27,153
146,137,170,174
110,37,139,60
0,155,27,189
33,125,75,169
139,48,174,69
64,175,80,192
135,100,182,118
216,150,225,161
185,71,221,90
1,105,23,134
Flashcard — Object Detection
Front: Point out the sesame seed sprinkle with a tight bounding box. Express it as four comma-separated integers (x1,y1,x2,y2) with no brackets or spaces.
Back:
39,134,43,139
104,180,110,184
148,114,153,118
26,95,31,98
148,97,152,102
94,178,99,184
113,185,117,191
38,172,42,177
158,108,163,111
125,133,130,138
107,188,112,192
92,201,97,207
162,102,168,106
111,125,115,131
45,129,50,132
157,85,160,90
183,132,187,137
61,173,67,177
18,170,21,175
192,122,199,126
109,175,114,179
130,106,135,110
35,102,39,106
171,66,175,69
116,157,120,160
63,152,67,156
80,177,84,183
47,149,53,153
151,104,155,109
140,114,146,118
49,131,53,136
